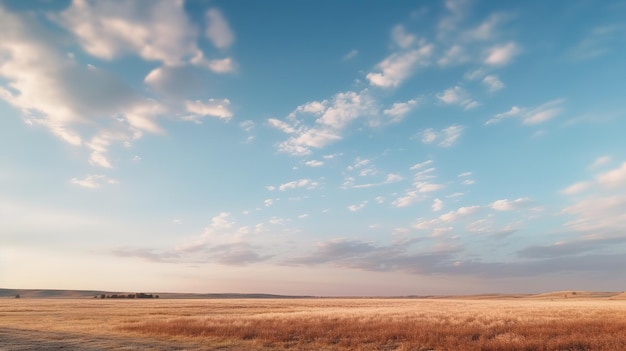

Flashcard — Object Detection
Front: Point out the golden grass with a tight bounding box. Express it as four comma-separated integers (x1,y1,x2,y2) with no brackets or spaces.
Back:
2,298,626,350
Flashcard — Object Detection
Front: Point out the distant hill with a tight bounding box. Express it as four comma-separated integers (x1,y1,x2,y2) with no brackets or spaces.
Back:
0,288,310,299
2,288,624,299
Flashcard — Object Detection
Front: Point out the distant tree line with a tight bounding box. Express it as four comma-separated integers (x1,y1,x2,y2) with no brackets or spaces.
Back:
96,293,159,299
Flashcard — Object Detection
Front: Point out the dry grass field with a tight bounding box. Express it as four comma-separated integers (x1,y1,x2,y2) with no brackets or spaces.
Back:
2,295,626,350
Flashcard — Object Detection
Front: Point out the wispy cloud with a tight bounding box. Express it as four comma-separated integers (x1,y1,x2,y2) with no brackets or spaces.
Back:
367,45,433,88
205,8,235,49
420,125,464,147
70,174,118,189
436,86,479,109
484,42,520,65
486,99,564,125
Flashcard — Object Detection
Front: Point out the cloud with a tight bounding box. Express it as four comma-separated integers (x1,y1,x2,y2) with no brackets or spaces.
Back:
184,99,233,122
432,198,443,212
486,99,564,125
458,172,472,177
562,162,626,195
114,242,271,266
561,182,591,195
420,125,464,147
271,90,377,156
392,191,426,208
464,13,509,41
391,24,416,49
264,199,273,207
482,75,504,92
438,205,480,222
568,24,626,61
205,8,235,49
239,120,254,132
563,195,626,232
70,174,118,189
490,198,531,211
436,86,479,110
518,237,626,259
144,65,207,97
275,178,319,191
410,160,433,170
596,162,626,188
56,0,199,65
384,173,404,184
304,160,324,167
348,201,368,212
485,42,520,65
590,155,612,169
366,44,433,88
437,45,469,66
343,49,359,61
286,238,458,274
190,54,237,73
379,98,421,125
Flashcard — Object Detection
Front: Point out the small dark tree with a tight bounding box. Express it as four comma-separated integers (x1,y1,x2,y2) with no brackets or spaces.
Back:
15,294,20,299
100,294,106,299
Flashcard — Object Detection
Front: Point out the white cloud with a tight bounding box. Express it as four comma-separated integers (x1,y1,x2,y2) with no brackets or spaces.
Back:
56,0,199,65
273,90,377,156
392,191,426,208
432,198,443,212
438,45,468,66
70,174,118,189
277,179,319,191
563,195,626,232
366,44,433,88
375,196,385,204
465,13,508,41
561,182,591,195
264,199,273,207
391,25,416,49
462,179,475,185
458,172,472,177
191,54,236,73
384,173,404,184
482,75,504,92
382,98,420,124
304,160,324,167
485,42,520,66
184,99,233,121
591,156,612,169
436,86,479,110
422,129,438,144
485,106,522,125
421,125,464,147
596,162,626,188
144,65,206,97
348,201,368,212
439,205,480,222
486,99,564,125
205,8,234,49
415,182,444,193
410,160,433,170
490,198,531,211
0,9,174,169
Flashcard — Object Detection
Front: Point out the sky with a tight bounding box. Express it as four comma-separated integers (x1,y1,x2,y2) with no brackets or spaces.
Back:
1,0,626,296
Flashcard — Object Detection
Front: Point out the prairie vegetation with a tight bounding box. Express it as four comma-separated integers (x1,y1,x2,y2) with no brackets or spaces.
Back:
2,297,626,350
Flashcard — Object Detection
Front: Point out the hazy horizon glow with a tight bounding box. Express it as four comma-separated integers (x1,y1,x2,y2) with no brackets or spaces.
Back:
1,0,626,296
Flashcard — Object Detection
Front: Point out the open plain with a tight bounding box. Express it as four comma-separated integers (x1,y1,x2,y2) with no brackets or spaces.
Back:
2,293,626,350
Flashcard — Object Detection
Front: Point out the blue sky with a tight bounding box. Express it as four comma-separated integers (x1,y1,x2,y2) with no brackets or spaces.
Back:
1,0,626,296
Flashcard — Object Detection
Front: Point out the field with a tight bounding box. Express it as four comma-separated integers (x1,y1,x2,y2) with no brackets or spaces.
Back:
2,294,626,350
